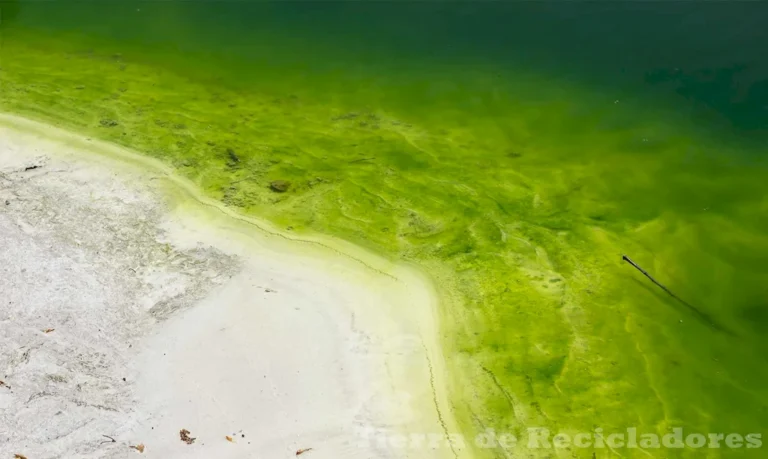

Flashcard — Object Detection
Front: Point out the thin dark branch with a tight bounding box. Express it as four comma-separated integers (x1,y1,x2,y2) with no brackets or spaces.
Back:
622,254,734,336
622,255,683,303
348,157,375,163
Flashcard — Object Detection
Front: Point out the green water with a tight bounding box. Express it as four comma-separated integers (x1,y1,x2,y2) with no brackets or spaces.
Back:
2,2,768,457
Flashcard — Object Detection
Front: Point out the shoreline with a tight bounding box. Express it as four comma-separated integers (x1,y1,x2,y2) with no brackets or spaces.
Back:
0,113,461,458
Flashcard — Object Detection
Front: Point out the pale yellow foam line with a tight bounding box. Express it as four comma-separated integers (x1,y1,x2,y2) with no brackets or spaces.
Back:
0,112,466,458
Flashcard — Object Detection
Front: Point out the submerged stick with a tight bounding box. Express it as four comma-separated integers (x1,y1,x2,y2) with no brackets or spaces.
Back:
623,254,706,314
348,157,375,163
623,255,734,335
621,255,681,299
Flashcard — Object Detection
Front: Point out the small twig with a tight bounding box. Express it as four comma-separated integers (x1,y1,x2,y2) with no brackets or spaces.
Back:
622,255,686,304
101,435,117,444
622,254,734,335
231,176,255,184
348,157,375,163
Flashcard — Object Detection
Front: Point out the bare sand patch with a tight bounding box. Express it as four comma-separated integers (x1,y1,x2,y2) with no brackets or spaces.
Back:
0,115,458,459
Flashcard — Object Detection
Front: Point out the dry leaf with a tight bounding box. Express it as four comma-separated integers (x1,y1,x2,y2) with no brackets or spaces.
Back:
130,443,145,453
43,328,55,333
15,454,28,459
225,435,234,442
296,448,314,456
179,429,196,445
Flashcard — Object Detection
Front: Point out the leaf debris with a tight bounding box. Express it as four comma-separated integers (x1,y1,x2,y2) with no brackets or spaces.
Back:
179,429,196,445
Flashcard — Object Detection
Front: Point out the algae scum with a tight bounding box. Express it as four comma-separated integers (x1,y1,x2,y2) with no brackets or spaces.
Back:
2,2,768,458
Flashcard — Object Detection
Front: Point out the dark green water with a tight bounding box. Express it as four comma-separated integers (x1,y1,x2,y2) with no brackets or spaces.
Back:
2,2,768,458
6,1,768,135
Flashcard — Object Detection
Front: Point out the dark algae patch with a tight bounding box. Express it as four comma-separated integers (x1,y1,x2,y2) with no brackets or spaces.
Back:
2,2,768,458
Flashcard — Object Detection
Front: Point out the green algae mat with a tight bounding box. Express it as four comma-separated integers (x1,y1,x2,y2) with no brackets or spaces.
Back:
2,2,768,458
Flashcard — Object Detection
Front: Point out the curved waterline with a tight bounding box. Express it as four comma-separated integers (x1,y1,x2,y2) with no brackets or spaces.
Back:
2,4,768,457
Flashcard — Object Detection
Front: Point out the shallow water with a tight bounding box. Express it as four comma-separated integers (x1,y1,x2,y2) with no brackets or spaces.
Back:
2,1,768,457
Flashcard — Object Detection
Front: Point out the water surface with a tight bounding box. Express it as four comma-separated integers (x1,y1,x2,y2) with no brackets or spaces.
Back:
2,2,768,457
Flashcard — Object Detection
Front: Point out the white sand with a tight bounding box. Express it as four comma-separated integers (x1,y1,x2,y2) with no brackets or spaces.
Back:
0,115,461,459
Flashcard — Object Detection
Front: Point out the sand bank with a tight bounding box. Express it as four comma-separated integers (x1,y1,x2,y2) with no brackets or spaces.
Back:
0,114,460,459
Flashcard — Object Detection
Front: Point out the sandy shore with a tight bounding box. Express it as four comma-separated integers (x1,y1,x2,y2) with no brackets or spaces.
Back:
0,115,460,459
